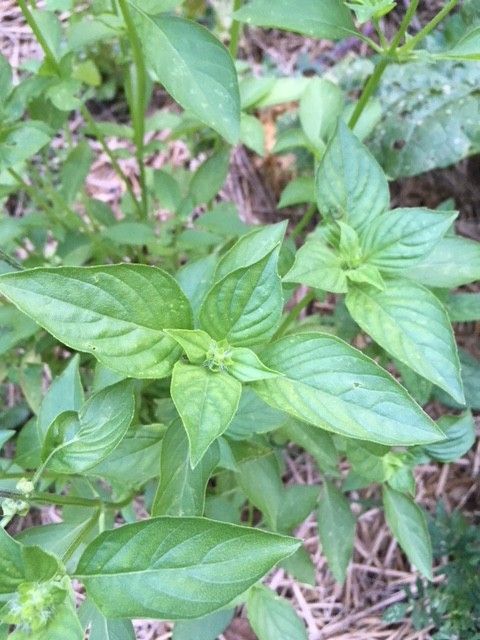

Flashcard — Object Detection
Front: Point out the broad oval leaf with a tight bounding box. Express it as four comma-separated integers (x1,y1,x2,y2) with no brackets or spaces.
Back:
346,280,464,404
200,250,284,347
234,0,355,40
317,481,355,584
369,61,480,178
215,221,287,280
129,7,240,143
252,333,444,446
316,121,389,233
75,517,300,620
0,265,193,379
405,236,480,288
283,238,347,293
247,586,307,640
171,362,242,467
361,208,457,272
423,412,475,462
43,380,135,473
152,420,219,516
383,486,432,579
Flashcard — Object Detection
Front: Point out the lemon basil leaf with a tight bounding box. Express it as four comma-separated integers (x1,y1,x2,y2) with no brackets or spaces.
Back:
200,250,284,347
247,586,307,640
152,420,219,516
361,208,457,272
346,280,464,404
42,380,135,474
0,265,193,379
383,486,433,580
316,121,389,233
317,481,355,584
234,0,356,40
75,517,300,620
129,6,240,143
252,333,445,446
171,362,242,467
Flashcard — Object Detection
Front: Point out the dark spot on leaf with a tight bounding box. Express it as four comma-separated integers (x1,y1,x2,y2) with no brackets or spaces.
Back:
393,139,406,150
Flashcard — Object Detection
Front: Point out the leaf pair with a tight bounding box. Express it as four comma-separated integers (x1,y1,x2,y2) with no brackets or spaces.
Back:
285,122,464,404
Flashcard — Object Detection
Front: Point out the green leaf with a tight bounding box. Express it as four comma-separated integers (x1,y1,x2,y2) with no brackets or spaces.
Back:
437,25,480,61
361,208,457,272
165,329,212,363
42,380,135,473
316,121,389,233
252,333,444,446
0,529,60,594
404,236,480,288
280,546,315,586
75,517,300,620
240,113,265,156
434,348,480,411
0,265,193,379
200,250,284,347
284,238,347,293
446,292,480,322
215,221,286,279
234,0,356,40
346,264,385,290
278,485,319,532
229,348,281,382
171,362,242,467
0,304,38,356
423,412,475,462
237,455,284,529
299,78,344,154
278,177,315,209
283,420,338,475
317,481,355,584
177,255,217,322
247,586,307,640
79,599,135,640
346,280,464,403
60,140,93,204
189,149,230,205
37,355,84,442
370,61,480,178
152,420,219,516
383,486,432,579
102,222,155,246
173,609,234,640
0,54,12,101
0,122,51,170
129,8,240,143
227,388,289,440
17,521,95,559
86,424,163,486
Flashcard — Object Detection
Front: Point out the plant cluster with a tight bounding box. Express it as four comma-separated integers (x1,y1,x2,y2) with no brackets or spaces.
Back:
383,505,480,639
0,0,479,637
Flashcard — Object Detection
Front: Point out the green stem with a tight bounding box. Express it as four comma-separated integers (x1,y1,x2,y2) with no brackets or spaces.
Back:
0,249,23,271
80,104,143,219
398,0,459,56
0,489,133,510
18,0,61,73
117,0,148,219
229,0,243,58
290,204,317,241
349,0,420,129
273,291,316,340
61,510,100,563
